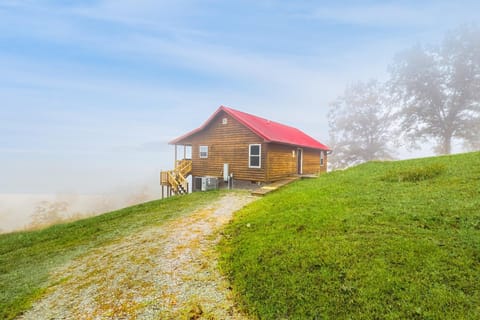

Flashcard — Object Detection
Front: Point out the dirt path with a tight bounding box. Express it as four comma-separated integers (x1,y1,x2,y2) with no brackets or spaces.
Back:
19,193,256,319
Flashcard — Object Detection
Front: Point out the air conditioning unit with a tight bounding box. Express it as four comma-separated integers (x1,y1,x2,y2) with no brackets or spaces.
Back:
201,177,218,191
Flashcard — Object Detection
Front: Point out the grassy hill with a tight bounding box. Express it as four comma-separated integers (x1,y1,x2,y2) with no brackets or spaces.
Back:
3,152,479,319
220,152,480,319
0,191,221,320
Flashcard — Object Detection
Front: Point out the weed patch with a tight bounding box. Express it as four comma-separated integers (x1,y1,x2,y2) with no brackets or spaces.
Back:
382,162,446,182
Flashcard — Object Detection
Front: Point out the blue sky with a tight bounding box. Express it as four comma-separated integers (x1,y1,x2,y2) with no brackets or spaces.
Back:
1,0,479,194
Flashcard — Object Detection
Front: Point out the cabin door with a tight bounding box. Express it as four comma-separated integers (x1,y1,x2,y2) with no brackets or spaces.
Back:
296,148,303,175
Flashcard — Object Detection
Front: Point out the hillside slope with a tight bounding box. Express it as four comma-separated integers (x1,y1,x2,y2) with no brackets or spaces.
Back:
0,192,222,319
220,152,480,319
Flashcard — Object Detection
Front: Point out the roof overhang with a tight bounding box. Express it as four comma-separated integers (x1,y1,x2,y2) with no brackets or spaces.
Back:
169,105,331,151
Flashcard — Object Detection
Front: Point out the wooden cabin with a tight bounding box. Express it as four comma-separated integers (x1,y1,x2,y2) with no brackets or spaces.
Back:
161,105,330,195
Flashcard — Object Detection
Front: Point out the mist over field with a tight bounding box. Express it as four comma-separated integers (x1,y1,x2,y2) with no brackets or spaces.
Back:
0,161,169,233
0,186,160,234
0,149,172,233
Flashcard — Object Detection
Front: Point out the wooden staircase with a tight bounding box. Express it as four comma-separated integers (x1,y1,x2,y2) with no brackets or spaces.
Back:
160,159,192,195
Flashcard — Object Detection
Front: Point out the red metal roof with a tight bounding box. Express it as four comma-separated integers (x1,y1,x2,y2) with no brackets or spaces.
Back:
170,105,330,150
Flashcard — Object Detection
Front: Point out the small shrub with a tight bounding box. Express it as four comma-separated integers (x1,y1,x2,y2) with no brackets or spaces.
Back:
382,163,446,182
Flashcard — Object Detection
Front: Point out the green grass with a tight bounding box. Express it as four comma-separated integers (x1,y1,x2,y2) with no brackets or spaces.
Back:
220,152,480,319
0,191,221,320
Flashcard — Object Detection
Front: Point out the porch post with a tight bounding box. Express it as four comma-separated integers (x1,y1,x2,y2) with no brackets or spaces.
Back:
174,144,177,166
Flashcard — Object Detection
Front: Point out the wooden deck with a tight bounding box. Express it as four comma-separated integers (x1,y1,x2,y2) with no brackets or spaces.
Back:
251,176,300,196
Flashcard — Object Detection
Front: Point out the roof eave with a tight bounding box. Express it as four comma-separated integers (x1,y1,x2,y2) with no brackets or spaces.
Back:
169,105,331,151
267,140,331,151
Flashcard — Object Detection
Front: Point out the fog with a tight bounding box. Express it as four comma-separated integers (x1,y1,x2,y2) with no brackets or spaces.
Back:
0,150,172,233
0,186,161,234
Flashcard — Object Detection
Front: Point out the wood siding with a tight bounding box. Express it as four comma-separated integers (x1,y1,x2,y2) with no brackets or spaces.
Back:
266,144,296,181
302,148,322,175
178,111,267,182
174,110,328,182
266,145,327,179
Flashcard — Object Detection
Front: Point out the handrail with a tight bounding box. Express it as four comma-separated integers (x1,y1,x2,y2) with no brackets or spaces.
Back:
161,159,192,194
175,159,192,176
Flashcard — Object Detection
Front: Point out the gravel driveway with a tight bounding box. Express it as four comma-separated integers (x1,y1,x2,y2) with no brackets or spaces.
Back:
19,193,256,319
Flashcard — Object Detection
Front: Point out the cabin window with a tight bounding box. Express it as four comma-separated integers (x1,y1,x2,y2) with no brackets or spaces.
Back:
320,151,325,166
249,144,261,168
199,145,208,158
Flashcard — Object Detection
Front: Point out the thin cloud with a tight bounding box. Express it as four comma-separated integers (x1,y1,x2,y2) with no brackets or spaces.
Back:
0,0,395,112
311,3,428,27
310,1,480,28
71,0,200,31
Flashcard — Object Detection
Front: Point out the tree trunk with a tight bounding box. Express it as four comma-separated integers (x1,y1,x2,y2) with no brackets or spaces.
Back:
440,133,452,154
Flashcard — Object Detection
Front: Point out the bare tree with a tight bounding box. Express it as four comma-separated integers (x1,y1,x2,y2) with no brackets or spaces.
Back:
328,80,394,169
389,25,480,154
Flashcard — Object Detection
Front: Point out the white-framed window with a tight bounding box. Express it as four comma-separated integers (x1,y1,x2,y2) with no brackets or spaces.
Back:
199,145,208,158
320,151,325,166
249,144,261,168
